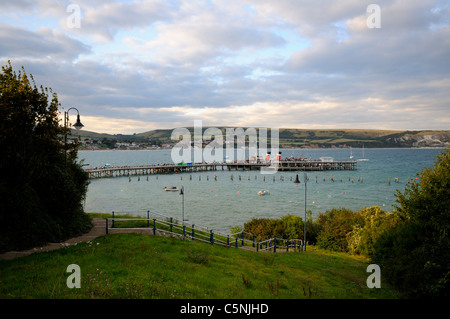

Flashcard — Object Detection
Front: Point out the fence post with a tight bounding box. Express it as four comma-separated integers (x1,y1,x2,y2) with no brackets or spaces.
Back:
192,224,195,240
183,225,186,238
227,235,230,247
286,239,289,252
170,217,173,233
252,234,255,248
210,230,214,245
235,237,238,248
112,211,115,228
256,241,259,252
153,219,156,235
147,210,149,227
274,239,277,253
241,231,244,246
106,218,108,234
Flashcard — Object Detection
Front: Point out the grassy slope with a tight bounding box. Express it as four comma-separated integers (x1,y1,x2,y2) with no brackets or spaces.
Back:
0,233,401,299
73,127,449,148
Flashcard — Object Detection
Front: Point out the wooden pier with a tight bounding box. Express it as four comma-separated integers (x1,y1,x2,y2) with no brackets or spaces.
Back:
85,160,357,179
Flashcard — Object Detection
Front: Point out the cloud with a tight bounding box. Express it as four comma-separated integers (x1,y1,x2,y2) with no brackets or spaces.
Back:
1,0,449,134
0,23,90,61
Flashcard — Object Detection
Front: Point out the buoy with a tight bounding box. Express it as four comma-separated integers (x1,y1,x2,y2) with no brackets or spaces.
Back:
343,191,345,194
238,191,240,194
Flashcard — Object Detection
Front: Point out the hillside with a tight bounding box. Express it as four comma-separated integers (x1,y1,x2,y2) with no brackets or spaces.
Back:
72,128,450,149
0,233,401,299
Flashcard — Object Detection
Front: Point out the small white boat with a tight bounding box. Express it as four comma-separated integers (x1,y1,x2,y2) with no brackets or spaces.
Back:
164,187,179,192
357,145,369,161
258,190,270,196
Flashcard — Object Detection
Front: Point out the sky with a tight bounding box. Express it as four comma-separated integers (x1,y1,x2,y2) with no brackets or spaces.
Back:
1,0,449,134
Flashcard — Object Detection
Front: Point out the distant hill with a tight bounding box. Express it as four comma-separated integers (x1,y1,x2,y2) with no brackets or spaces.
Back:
72,128,450,149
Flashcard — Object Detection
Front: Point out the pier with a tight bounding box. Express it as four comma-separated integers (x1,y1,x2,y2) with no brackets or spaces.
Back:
85,160,357,179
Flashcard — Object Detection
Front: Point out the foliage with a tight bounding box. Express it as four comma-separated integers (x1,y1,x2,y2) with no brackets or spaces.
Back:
0,62,91,253
372,147,450,299
347,206,401,258
315,208,362,252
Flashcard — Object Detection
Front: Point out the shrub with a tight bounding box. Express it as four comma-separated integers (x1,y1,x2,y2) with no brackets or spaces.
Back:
372,147,450,298
347,206,401,258
315,208,362,252
0,62,91,252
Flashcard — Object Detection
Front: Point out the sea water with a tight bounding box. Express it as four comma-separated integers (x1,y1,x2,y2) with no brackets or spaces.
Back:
79,148,443,233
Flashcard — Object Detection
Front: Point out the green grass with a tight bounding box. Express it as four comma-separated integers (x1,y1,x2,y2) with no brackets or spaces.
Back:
0,233,401,299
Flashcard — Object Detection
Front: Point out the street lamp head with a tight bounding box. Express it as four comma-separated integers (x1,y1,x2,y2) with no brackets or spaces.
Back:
73,114,84,130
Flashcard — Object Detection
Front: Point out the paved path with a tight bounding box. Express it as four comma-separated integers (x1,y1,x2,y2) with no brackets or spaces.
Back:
0,218,275,261
0,218,107,260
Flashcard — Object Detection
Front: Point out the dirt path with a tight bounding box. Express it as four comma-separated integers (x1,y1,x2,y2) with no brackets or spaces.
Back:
0,218,108,260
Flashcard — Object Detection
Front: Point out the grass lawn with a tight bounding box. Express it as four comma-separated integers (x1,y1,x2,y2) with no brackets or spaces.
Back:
0,233,401,299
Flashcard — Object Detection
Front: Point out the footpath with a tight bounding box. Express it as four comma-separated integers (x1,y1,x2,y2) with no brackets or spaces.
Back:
0,218,107,260
0,218,264,261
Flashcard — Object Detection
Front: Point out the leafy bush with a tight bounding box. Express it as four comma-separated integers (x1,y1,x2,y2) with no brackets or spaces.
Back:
372,147,450,298
315,208,362,252
347,206,401,258
0,62,91,252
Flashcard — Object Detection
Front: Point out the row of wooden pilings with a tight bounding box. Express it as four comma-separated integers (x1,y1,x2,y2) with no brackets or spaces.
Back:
123,173,405,185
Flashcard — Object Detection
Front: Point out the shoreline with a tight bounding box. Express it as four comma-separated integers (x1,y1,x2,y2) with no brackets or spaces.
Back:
79,146,446,153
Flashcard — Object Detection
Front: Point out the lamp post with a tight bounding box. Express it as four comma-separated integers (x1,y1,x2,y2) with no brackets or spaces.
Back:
64,107,84,159
303,172,308,251
179,185,185,224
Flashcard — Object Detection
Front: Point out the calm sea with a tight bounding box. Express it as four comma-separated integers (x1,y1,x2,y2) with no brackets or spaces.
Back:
79,148,443,233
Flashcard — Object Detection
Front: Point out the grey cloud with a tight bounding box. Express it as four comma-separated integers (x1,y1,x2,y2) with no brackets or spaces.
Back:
0,23,90,60
1,0,449,132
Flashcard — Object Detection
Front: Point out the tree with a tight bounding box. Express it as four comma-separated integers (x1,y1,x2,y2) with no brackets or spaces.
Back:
373,147,450,298
0,61,91,252
316,208,362,252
